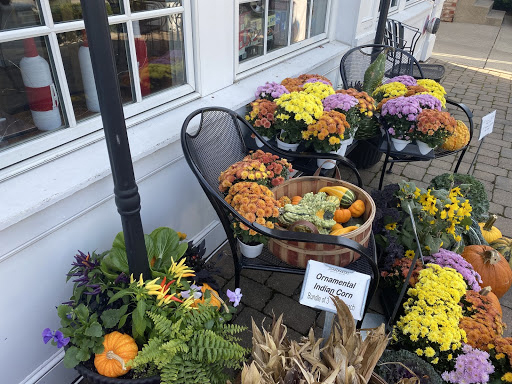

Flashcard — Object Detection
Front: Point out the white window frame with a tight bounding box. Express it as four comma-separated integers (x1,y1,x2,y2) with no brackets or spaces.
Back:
235,0,331,74
0,0,195,170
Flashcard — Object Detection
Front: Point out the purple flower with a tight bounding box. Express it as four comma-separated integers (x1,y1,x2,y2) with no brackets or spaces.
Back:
114,272,130,285
442,344,494,384
226,288,243,307
410,93,442,111
384,75,417,86
42,328,70,348
181,284,203,299
304,78,332,86
322,93,358,112
255,82,289,100
425,248,482,291
388,127,395,135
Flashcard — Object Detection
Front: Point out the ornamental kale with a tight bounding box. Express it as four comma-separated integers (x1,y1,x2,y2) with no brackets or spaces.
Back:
425,248,482,291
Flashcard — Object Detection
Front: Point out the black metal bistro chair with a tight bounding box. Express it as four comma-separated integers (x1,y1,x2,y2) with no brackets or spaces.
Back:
340,44,474,190
384,19,445,82
181,107,380,321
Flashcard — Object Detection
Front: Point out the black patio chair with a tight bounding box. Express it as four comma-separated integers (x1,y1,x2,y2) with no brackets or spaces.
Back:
181,107,379,322
339,44,474,189
384,19,445,82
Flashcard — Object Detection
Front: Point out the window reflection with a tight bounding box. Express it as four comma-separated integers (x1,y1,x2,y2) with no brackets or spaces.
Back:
291,0,310,44
310,0,327,37
267,0,290,53
0,0,42,32
49,0,121,23
57,25,133,122
0,36,65,150
239,2,265,63
130,0,181,12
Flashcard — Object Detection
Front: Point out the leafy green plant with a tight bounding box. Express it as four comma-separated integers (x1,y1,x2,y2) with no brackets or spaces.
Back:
375,349,444,384
429,173,489,222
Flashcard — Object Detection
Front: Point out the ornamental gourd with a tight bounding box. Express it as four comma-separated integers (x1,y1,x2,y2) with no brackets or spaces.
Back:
348,200,365,218
291,196,302,205
461,245,512,298
94,332,138,377
490,237,512,262
318,186,356,208
334,208,351,224
441,120,470,151
331,225,359,236
479,215,502,243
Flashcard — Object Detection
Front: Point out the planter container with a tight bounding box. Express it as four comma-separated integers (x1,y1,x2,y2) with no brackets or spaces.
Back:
416,140,433,155
315,149,337,169
391,138,411,151
238,239,263,258
255,135,270,148
75,364,160,384
346,137,382,169
276,137,300,151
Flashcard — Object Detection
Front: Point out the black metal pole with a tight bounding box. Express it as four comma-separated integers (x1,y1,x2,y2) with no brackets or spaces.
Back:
80,0,151,279
374,0,391,45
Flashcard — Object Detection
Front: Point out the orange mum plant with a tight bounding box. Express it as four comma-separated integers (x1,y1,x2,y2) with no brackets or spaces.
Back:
225,182,280,245
414,109,457,148
245,99,278,139
301,110,348,153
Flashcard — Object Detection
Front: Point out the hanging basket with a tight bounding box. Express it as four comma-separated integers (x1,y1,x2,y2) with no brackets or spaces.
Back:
269,168,375,268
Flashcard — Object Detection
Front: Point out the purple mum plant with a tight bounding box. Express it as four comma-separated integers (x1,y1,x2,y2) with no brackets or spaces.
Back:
255,82,289,101
380,96,422,139
322,93,359,112
425,248,482,291
442,344,494,384
385,75,418,86
410,93,442,111
303,77,332,86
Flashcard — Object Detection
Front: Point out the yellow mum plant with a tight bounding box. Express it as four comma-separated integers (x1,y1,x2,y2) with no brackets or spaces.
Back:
417,79,447,108
372,81,408,103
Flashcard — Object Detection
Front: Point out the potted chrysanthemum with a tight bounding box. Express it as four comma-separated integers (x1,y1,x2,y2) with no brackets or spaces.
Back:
245,99,278,147
380,96,423,151
414,109,457,155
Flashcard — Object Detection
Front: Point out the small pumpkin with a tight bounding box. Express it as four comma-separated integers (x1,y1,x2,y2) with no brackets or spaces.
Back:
291,196,302,205
331,225,359,236
193,283,222,309
480,286,502,316
479,215,502,243
348,200,365,218
94,332,138,378
461,245,512,298
334,208,351,224
490,236,512,262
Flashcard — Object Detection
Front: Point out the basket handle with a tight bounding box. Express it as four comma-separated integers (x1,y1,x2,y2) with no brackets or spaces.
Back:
313,164,342,180
288,220,320,234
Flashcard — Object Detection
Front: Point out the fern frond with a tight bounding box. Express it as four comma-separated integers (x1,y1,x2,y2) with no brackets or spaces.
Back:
147,311,174,338
190,330,248,363
129,337,164,368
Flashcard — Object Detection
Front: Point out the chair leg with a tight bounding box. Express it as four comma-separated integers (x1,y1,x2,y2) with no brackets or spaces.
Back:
454,147,468,173
378,155,390,190
386,162,395,174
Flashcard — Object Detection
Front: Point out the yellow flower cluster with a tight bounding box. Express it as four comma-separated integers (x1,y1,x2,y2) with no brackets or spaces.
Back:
372,82,408,101
417,79,447,108
302,110,348,145
394,264,467,365
225,182,279,235
275,92,323,125
301,82,335,100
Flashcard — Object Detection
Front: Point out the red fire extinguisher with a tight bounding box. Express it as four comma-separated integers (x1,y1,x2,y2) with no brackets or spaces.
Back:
20,38,62,131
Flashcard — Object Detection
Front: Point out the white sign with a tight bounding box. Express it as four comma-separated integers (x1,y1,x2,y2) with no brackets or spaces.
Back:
479,110,496,140
299,260,371,320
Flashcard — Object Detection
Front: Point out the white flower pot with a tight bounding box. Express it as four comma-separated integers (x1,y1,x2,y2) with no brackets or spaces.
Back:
316,149,338,169
276,137,300,151
255,135,270,148
416,140,433,155
345,137,354,146
238,239,263,258
338,140,350,156
391,138,411,151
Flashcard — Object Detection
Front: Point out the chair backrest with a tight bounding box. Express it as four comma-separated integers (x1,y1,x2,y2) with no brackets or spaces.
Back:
181,107,249,200
384,19,421,55
339,44,424,90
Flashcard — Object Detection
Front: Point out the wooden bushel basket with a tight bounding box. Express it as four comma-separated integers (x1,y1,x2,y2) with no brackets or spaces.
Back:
269,166,375,269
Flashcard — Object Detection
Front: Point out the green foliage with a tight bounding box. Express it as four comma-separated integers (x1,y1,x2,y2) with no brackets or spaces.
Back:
363,49,389,94
375,349,444,384
429,173,489,221
101,227,188,280
129,307,248,384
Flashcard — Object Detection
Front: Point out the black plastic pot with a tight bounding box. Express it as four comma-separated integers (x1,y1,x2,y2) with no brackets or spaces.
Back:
75,364,160,384
379,285,404,324
346,138,382,169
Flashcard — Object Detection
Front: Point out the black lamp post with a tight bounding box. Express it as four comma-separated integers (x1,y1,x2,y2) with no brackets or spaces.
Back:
79,0,151,279
374,0,391,45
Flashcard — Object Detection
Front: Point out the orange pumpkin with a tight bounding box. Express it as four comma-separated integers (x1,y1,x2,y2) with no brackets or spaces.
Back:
334,208,351,224
94,332,138,378
348,200,365,218
291,196,302,205
461,245,512,298
193,283,222,309
480,286,502,316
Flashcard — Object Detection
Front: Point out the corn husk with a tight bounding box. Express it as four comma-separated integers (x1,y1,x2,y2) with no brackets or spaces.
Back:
242,296,389,384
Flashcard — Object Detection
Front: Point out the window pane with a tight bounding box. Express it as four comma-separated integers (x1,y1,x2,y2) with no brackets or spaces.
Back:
239,2,265,63
0,0,43,31
267,0,290,53
291,0,310,44
134,14,186,98
130,0,181,12
57,24,133,123
310,0,327,37
0,36,65,150
49,0,122,23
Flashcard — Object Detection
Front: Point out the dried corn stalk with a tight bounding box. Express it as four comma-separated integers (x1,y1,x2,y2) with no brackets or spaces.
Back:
242,296,389,384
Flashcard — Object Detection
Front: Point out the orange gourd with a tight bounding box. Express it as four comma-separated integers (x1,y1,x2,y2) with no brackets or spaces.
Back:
461,245,512,298
291,196,302,205
331,223,343,232
94,332,138,377
193,283,222,309
348,200,365,218
331,225,359,236
334,208,351,224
